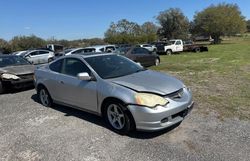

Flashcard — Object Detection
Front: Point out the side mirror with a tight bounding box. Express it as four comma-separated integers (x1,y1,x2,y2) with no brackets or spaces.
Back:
77,72,92,81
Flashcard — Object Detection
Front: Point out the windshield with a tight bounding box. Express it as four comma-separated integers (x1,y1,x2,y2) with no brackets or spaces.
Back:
169,40,175,45
85,54,145,79
0,56,31,67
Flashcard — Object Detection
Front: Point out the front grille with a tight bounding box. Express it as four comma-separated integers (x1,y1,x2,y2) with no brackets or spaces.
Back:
18,74,34,80
165,88,184,100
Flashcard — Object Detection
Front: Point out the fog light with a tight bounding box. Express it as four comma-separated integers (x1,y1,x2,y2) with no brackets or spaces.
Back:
161,117,168,123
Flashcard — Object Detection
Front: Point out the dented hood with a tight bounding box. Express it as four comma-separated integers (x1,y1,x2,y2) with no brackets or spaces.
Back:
0,65,35,75
108,70,184,95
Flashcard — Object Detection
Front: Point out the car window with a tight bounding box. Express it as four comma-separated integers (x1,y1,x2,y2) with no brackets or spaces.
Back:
72,49,84,54
61,58,91,77
142,44,151,47
49,59,63,73
176,41,181,45
132,48,149,55
106,46,115,52
85,55,144,79
39,50,49,55
29,51,38,56
83,48,95,53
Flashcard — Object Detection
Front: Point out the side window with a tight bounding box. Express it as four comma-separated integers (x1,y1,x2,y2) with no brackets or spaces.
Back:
39,50,49,55
132,48,149,55
99,48,104,52
143,44,150,47
61,58,91,77
29,51,38,56
106,46,115,51
175,41,181,45
49,59,63,73
72,49,83,54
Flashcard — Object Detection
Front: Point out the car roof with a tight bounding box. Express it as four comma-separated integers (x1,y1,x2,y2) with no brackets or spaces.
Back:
60,53,116,59
85,45,115,49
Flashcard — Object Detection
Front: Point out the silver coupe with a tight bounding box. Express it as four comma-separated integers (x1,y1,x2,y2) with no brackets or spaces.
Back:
34,53,193,134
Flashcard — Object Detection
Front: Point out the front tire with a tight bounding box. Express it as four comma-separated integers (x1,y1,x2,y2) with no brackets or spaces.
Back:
38,87,52,107
155,58,160,66
0,80,4,94
105,102,134,135
166,50,172,55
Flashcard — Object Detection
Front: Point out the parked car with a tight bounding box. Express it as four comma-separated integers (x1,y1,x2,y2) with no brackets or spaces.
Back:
0,55,35,93
84,45,116,53
12,50,27,56
63,48,96,56
138,44,157,52
35,53,193,134
20,49,55,64
115,46,160,67
183,40,208,52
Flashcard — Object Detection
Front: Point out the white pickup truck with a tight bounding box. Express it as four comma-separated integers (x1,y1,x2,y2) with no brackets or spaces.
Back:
155,39,184,55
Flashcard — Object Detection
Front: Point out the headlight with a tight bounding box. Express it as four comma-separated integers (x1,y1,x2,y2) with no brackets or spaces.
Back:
1,73,20,80
135,93,169,108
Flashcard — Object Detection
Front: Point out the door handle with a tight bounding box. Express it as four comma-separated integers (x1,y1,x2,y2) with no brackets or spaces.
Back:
59,81,64,84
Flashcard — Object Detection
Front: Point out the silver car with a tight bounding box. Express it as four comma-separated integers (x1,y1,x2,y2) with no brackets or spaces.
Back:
34,53,193,134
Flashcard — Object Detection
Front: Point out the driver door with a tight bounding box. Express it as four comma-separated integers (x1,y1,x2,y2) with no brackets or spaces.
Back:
56,58,98,112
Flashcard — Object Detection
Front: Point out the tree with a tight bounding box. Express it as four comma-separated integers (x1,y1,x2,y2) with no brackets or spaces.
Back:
105,19,141,44
140,22,158,42
10,35,46,51
247,20,250,32
156,8,190,40
191,3,246,44
0,39,11,54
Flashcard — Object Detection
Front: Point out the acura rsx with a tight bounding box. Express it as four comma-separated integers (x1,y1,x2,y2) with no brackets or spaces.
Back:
34,53,193,134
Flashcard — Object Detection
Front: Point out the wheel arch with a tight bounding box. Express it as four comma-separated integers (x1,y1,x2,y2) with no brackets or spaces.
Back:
100,97,136,128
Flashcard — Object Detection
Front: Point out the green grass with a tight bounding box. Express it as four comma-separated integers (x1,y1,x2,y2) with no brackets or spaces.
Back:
150,37,250,120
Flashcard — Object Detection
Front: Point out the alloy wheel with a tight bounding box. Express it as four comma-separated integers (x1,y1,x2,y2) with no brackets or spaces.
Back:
107,104,125,130
39,89,50,107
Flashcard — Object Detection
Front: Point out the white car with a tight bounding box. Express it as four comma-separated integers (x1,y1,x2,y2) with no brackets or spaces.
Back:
84,45,116,53
20,50,55,64
139,44,157,52
12,50,27,56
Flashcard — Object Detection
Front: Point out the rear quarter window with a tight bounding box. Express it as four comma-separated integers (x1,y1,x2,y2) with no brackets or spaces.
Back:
49,59,63,73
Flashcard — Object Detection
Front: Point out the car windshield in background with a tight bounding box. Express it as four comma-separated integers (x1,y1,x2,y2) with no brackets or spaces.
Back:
0,56,30,67
85,54,144,79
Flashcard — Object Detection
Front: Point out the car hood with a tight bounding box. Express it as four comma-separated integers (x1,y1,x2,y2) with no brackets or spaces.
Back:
0,65,35,75
108,70,184,95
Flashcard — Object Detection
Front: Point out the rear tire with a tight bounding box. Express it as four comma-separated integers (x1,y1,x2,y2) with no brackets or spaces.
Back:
155,58,160,66
194,48,201,53
0,81,4,94
166,50,172,55
104,101,134,135
38,86,53,107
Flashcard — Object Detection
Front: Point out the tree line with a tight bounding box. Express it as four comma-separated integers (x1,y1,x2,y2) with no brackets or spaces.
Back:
105,3,248,44
1,3,249,54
